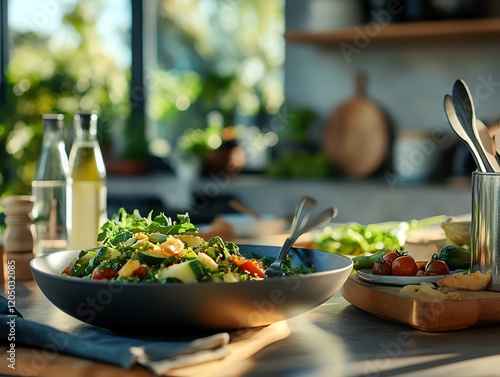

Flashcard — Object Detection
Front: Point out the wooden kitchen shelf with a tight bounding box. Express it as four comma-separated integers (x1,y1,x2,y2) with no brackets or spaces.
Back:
285,17,500,43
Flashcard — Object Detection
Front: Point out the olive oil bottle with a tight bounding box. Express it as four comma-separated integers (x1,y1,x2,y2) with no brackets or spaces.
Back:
68,112,107,249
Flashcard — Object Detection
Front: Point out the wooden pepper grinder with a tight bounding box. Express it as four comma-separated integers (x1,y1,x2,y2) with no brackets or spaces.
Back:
2,195,36,280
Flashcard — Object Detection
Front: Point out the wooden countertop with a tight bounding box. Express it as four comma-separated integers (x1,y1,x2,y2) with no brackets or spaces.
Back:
5,275,500,376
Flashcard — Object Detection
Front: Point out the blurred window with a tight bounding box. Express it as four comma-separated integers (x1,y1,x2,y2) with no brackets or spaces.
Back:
0,0,283,195
144,0,284,171
1,0,130,194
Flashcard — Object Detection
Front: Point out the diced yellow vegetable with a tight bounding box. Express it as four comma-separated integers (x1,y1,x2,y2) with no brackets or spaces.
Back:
136,233,149,242
118,259,141,278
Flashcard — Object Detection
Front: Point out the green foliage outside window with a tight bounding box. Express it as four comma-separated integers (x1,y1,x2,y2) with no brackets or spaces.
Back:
0,2,129,199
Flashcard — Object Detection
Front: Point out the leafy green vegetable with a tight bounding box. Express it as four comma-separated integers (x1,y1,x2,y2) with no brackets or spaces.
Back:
97,208,198,248
281,254,317,275
313,215,448,256
208,236,233,260
258,254,317,275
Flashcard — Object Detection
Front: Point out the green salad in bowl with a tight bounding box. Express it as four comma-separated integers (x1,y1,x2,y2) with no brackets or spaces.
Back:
63,208,314,283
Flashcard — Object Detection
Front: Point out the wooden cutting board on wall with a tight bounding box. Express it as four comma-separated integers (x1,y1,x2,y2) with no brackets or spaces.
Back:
342,275,500,332
323,73,390,177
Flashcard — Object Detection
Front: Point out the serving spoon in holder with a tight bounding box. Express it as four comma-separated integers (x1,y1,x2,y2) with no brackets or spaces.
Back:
444,94,485,172
451,79,498,172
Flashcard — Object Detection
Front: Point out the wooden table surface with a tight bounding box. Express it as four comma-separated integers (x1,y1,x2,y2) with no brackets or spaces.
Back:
4,274,500,377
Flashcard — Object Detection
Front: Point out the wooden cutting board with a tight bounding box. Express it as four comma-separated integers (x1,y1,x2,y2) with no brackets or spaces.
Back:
342,275,500,332
323,72,390,177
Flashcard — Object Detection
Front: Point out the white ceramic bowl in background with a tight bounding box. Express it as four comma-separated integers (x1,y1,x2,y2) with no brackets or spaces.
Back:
216,213,287,238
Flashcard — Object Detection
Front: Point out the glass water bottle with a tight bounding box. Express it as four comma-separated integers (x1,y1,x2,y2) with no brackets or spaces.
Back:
32,114,71,256
68,112,107,249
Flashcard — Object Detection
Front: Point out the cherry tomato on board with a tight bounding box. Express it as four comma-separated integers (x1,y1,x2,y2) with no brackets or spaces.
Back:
391,255,418,276
91,266,119,281
372,259,392,275
424,260,450,276
383,251,401,264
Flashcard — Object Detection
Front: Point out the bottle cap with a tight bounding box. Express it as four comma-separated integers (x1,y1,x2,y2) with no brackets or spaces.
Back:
74,112,98,130
42,114,65,131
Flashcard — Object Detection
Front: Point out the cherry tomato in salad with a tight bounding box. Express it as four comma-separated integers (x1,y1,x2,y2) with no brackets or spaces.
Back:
372,259,392,275
91,266,119,281
391,255,418,276
383,251,401,264
240,259,265,278
132,266,148,279
424,260,450,276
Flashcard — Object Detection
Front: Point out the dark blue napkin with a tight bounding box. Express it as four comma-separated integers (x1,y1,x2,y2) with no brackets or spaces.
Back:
0,295,229,373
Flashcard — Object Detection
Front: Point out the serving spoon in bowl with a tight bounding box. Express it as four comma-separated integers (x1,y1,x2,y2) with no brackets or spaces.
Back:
265,197,338,278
